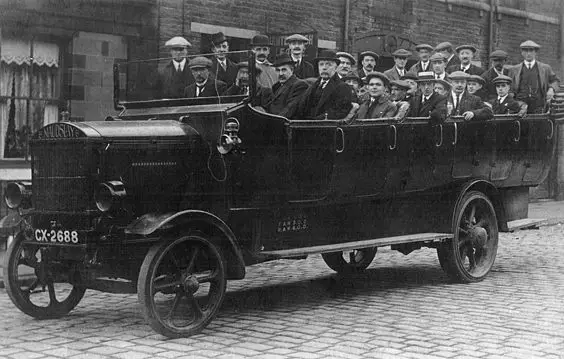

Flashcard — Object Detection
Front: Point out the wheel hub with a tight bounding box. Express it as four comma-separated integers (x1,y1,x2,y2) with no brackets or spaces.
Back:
467,226,488,248
183,275,200,293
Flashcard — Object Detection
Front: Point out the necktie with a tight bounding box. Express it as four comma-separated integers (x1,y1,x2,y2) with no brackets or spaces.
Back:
220,61,226,71
319,80,328,89
196,85,203,97
456,94,462,113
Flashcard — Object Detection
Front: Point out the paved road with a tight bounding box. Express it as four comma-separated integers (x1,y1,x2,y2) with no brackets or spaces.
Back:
1,224,564,359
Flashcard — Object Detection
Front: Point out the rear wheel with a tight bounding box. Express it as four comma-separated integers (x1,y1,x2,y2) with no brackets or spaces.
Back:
322,247,377,273
5,232,86,318
438,191,499,283
138,234,227,338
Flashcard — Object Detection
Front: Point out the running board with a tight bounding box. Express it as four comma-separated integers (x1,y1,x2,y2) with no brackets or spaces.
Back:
261,232,453,258
505,218,547,232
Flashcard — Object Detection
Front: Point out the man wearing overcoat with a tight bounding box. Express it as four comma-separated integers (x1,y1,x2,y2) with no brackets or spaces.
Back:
154,36,195,99
435,42,461,69
210,32,238,87
408,71,447,123
286,34,315,79
264,54,309,119
250,34,278,88
447,71,493,121
481,50,511,102
446,45,484,76
408,44,433,74
384,49,411,81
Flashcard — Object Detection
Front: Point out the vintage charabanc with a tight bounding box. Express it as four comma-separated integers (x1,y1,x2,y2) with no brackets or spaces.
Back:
2,51,560,338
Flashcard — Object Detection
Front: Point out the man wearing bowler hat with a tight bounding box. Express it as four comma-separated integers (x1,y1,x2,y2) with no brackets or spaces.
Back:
408,71,447,123
154,36,195,99
509,40,559,113
265,54,309,119
384,48,411,81
299,50,352,120
447,71,492,120
435,42,460,69
446,45,484,76
210,32,238,87
336,51,356,79
285,34,315,79
357,51,379,79
250,34,278,88
481,49,511,102
184,56,227,98
409,43,433,74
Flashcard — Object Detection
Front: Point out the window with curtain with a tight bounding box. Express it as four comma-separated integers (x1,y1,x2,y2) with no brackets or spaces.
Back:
0,37,60,159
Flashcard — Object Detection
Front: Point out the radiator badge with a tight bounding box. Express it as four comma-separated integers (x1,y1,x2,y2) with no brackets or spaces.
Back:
35,123,85,140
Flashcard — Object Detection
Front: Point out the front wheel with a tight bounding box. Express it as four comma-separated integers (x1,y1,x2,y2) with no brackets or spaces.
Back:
322,247,377,273
437,191,499,283
138,233,227,338
5,232,86,319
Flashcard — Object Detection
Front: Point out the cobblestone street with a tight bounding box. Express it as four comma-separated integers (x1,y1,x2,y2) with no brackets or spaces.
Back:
1,224,563,359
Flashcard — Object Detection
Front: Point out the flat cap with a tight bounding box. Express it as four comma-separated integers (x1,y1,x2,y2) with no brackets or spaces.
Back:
434,78,451,89
188,56,212,69
336,51,356,65
401,72,419,81
448,71,470,80
285,34,309,43
492,74,512,85
365,72,390,86
520,40,540,49
429,53,446,62
467,74,485,85
415,43,434,52
359,51,379,62
456,44,477,53
392,48,412,58
416,71,436,82
489,50,508,59
435,42,454,52
390,79,411,90
342,72,362,84
165,36,191,48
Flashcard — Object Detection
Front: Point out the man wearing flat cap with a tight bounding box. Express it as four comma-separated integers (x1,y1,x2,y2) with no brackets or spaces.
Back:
299,50,352,120
342,72,366,103
184,56,227,98
285,34,315,79
435,42,460,69
389,79,411,120
430,53,448,80
384,49,411,81
210,32,238,87
250,34,278,88
481,50,511,102
154,36,195,99
358,51,379,79
508,40,559,113
447,71,492,121
408,72,447,123
409,44,433,74
264,54,308,119
467,75,487,101
225,62,272,107
356,72,396,119
491,75,527,116
336,52,356,79
447,45,484,76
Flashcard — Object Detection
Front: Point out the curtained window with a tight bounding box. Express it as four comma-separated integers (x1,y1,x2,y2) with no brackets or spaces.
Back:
0,37,60,159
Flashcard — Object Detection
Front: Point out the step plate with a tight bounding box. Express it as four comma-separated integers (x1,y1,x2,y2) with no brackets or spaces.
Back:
506,218,547,232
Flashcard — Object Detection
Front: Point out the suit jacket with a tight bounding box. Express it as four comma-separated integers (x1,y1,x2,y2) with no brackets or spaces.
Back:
481,67,511,101
446,54,461,69
508,61,560,98
154,61,195,99
357,95,397,119
294,59,316,79
449,91,493,121
446,63,485,76
408,61,431,74
211,57,238,87
383,66,407,81
300,75,352,120
492,94,521,115
184,79,227,98
256,61,278,88
408,92,447,123
265,75,308,119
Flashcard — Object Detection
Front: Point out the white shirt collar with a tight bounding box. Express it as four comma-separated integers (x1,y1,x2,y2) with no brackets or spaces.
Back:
461,64,470,71
173,58,186,71
291,54,302,63
498,94,508,102
524,60,536,68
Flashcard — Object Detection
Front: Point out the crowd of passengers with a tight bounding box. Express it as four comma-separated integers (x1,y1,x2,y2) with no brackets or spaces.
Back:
154,32,559,123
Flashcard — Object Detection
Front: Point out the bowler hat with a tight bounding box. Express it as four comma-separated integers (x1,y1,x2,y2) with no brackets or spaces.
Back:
273,54,295,67
390,79,410,90
336,51,356,65
285,34,309,43
435,42,454,52
467,75,485,86
489,50,508,59
165,36,192,48
314,50,340,65
342,72,362,84
365,72,390,87
448,71,470,80
492,74,512,85
250,34,271,47
236,61,262,73
188,56,212,69
520,40,540,49
416,71,436,82
429,53,446,62
455,44,477,53
415,43,434,52
211,32,228,46
392,49,412,58
359,51,379,63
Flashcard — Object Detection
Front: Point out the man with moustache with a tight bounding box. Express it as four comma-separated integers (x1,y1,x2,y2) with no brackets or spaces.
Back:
408,44,433,74
210,32,238,87
285,34,315,79
446,45,484,76
481,50,511,102
154,36,195,99
265,54,308,119
225,62,272,107
336,51,356,79
447,71,492,121
300,50,352,120
250,34,278,88
184,57,227,98
435,42,460,69
384,49,411,81
408,71,447,124
357,51,379,79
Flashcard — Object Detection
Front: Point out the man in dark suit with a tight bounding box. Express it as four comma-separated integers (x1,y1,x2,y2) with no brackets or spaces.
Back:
408,44,433,74
408,71,447,123
336,51,356,79
384,49,411,81
481,49,511,102
435,42,460,69
446,45,485,76
209,32,238,88
225,62,272,107
264,54,308,119
491,75,527,115
430,53,448,81
508,40,560,113
357,51,379,80
447,71,493,121
285,34,315,79
154,36,195,99
299,50,352,120
184,57,227,98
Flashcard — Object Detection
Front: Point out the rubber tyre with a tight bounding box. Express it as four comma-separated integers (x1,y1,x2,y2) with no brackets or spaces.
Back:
322,247,377,273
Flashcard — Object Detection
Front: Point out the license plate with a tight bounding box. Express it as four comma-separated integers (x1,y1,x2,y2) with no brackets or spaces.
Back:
34,229,81,244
